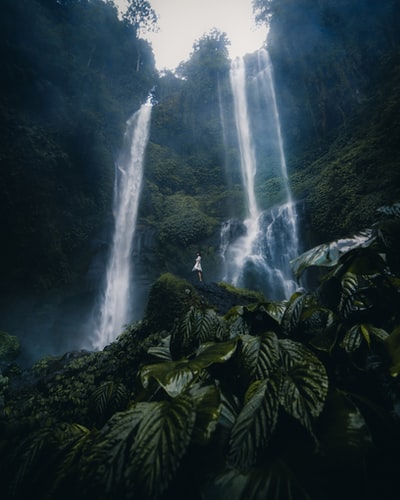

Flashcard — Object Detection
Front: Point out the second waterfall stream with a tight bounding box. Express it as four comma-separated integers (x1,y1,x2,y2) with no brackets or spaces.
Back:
220,49,300,300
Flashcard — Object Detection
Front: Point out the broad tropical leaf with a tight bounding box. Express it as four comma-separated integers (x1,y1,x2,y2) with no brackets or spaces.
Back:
140,360,194,397
340,323,388,352
190,338,238,370
147,335,172,360
140,339,238,397
83,404,148,493
290,230,374,279
50,423,92,496
340,324,364,352
86,397,196,499
225,306,251,338
188,382,221,444
170,307,226,359
227,376,281,467
300,306,338,353
90,381,129,423
127,395,196,498
281,292,307,335
338,272,380,319
264,299,289,324
237,332,280,384
279,339,328,430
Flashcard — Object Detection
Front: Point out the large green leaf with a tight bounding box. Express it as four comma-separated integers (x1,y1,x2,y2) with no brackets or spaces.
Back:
290,230,374,279
279,340,328,428
188,382,221,445
338,272,379,319
140,339,238,397
86,397,196,499
170,307,226,359
300,306,338,353
237,332,280,384
281,292,308,335
264,299,289,324
83,404,149,493
90,381,129,423
227,376,281,468
340,323,388,352
225,306,251,338
127,396,196,498
147,335,172,360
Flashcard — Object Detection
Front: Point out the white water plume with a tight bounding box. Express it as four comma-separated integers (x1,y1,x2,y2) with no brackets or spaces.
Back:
91,102,152,349
221,51,300,300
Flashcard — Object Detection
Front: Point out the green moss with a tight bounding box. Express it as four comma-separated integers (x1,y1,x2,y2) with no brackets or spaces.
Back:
217,281,266,303
144,273,201,332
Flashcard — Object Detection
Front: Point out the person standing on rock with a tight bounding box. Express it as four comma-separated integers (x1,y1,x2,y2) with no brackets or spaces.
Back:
192,252,203,282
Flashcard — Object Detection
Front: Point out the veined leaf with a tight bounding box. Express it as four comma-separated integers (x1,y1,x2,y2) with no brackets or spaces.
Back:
84,404,150,492
338,272,381,319
228,376,281,468
340,324,364,352
191,338,238,370
281,292,307,335
140,360,194,397
225,306,251,338
127,395,196,498
188,382,221,444
51,424,92,496
279,339,328,428
300,306,338,353
264,300,288,324
290,230,374,279
147,335,172,360
140,339,238,397
90,381,129,422
219,391,241,430
237,332,280,383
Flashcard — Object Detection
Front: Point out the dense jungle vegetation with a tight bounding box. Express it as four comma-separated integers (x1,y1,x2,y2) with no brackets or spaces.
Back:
1,0,400,498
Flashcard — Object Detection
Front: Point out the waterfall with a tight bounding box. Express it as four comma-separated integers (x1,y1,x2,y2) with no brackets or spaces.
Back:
220,50,300,300
90,102,152,350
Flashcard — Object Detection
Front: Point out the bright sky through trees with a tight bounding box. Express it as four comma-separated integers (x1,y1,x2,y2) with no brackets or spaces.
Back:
116,0,267,71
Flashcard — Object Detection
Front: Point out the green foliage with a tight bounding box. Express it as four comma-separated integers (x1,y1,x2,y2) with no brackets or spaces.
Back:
0,0,157,291
2,214,400,499
144,273,201,333
158,193,218,246
0,331,21,364
122,0,158,35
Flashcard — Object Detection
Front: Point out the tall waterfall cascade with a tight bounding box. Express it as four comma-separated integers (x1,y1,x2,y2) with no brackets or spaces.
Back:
90,102,152,350
220,49,300,300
